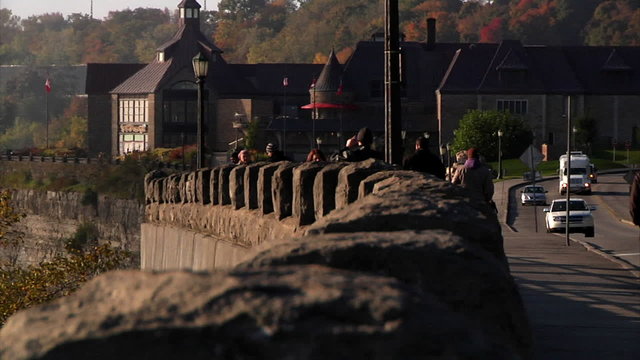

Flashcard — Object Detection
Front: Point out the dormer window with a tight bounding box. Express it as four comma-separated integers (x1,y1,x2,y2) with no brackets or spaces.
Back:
157,52,164,62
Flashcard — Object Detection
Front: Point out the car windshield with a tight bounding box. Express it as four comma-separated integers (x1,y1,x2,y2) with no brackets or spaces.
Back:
551,201,587,211
524,187,544,193
563,168,587,175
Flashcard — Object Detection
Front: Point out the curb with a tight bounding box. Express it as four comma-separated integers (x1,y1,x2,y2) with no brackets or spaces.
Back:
501,175,640,279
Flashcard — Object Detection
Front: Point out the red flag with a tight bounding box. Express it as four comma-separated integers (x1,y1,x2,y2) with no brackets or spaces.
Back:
45,78,51,93
283,77,288,87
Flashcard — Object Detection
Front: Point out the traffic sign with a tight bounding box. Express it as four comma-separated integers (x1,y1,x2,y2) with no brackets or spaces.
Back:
520,145,544,170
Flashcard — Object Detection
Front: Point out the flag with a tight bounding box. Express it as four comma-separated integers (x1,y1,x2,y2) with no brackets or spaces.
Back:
45,78,51,93
337,79,344,95
283,77,288,87
310,78,316,89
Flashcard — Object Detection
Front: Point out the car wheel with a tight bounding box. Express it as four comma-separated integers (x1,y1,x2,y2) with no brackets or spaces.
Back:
585,228,594,237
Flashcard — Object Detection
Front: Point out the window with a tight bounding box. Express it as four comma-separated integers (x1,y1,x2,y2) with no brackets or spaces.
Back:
119,97,148,123
119,133,148,154
497,99,527,114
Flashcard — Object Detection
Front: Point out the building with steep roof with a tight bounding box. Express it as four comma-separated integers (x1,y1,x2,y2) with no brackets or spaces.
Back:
85,1,640,162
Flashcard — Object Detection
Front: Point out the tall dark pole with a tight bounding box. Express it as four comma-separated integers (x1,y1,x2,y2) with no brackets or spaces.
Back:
196,76,205,169
283,77,287,155
565,95,572,246
45,88,49,149
384,0,402,165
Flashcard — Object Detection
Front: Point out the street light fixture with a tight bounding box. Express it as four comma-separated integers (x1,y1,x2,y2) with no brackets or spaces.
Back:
497,130,503,179
192,52,209,169
316,137,323,150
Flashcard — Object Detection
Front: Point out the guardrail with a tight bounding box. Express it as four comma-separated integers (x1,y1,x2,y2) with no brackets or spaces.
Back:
0,154,192,170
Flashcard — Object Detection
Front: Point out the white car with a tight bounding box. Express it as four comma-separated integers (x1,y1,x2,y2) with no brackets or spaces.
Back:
520,185,547,206
543,198,595,237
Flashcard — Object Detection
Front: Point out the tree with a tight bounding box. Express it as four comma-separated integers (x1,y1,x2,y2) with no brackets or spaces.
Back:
574,116,598,154
452,109,533,161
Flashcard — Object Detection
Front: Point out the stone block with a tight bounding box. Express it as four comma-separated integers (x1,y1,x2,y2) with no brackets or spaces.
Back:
313,162,349,220
178,173,189,204
272,162,297,220
143,170,166,204
335,159,394,210
165,174,181,204
195,168,211,205
218,164,235,205
185,172,197,203
229,165,247,209
357,170,421,199
292,162,325,226
257,162,287,214
244,162,267,209
209,167,220,205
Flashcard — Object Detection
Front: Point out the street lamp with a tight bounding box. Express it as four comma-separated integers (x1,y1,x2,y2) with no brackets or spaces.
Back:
572,126,577,151
497,130,503,179
192,52,209,169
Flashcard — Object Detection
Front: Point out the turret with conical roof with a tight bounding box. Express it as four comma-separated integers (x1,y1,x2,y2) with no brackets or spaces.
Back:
311,50,354,106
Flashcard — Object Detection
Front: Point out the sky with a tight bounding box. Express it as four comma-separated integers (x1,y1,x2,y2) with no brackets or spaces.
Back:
1,0,220,20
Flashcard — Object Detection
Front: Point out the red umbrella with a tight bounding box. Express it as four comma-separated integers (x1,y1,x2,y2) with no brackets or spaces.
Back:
300,103,358,110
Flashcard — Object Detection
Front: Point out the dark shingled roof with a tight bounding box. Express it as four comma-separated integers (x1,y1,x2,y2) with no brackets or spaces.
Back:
85,63,146,95
562,46,640,94
230,63,323,96
315,49,342,92
111,61,172,94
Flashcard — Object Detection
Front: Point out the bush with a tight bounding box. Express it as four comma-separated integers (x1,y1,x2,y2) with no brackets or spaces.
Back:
64,223,99,253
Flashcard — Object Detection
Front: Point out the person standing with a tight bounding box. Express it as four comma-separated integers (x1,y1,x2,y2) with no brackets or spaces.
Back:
451,148,494,204
403,137,446,179
346,127,383,162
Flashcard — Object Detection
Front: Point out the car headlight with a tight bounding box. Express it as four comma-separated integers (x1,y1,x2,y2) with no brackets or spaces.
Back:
584,183,590,187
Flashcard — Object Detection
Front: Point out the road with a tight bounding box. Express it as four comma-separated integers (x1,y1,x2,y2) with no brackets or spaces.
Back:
509,173,640,269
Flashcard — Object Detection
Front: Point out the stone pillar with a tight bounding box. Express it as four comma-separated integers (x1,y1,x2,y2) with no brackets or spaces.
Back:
229,165,247,209
314,163,349,220
258,162,288,214
210,167,221,205
218,164,235,205
272,162,298,220
292,162,325,226
244,162,267,210
152,178,164,204
335,159,393,210
196,168,211,205
144,170,166,204
166,174,182,204
178,173,189,204
358,170,418,199
185,172,197,203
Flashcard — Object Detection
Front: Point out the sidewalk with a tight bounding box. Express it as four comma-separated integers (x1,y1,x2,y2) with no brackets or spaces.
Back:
494,179,640,360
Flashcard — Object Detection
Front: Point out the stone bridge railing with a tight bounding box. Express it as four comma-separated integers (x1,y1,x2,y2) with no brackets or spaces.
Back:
0,158,533,359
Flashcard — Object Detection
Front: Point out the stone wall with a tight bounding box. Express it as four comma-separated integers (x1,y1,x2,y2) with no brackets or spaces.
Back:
0,159,533,360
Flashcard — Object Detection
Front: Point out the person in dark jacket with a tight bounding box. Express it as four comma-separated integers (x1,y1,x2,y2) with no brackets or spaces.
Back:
266,143,290,162
630,171,640,226
346,127,383,162
451,147,494,203
403,137,446,179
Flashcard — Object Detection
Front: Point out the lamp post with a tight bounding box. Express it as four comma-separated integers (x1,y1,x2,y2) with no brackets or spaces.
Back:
572,126,577,151
497,129,503,179
445,142,451,172
439,144,446,163
192,52,209,169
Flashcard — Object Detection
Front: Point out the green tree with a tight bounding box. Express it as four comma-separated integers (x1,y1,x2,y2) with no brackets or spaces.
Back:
452,109,533,161
574,116,598,154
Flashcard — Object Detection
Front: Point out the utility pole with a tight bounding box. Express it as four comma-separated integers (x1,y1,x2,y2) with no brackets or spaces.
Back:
384,0,402,165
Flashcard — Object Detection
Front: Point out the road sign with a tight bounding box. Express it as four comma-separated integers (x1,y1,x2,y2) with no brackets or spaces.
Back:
520,145,544,170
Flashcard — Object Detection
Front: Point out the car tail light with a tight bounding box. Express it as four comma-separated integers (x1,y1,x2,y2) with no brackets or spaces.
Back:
561,183,567,188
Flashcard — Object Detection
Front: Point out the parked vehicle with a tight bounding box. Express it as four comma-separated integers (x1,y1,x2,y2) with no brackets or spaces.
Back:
558,151,592,195
543,198,595,237
520,185,547,206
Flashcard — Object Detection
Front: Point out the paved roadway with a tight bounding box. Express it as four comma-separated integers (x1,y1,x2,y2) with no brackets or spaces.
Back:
510,173,640,268
494,175,640,360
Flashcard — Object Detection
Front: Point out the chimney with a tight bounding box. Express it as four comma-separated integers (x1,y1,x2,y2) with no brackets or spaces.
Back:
426,18,436,50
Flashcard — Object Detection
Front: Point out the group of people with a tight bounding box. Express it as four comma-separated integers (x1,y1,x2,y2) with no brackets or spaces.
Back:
230,127,494,206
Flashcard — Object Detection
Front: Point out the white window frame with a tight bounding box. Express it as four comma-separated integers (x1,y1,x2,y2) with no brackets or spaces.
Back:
497,99,528,114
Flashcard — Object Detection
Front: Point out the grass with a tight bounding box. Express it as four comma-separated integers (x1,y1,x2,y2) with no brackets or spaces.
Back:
489,149,640,181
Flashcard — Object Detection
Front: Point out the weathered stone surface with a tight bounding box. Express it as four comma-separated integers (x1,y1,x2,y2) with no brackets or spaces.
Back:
144,170,166,204
229,165,247,209
357,170,425,199
244,162,267,209
241,230,532,359
313,162,349,220
0,267,515,360
334,159,394,210
209,166,220,205
307,173,505,263
195,168,211,205
184,172,197,203
165,174,181,204
292,162,324,226
218,164,235,205
178,173,189,204
152,178,164,204
257,162,287,214
272,162,297,220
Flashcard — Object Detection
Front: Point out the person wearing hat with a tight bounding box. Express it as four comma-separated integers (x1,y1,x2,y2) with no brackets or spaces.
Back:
265,143,290,162
403,136,446,179
451,147,494,204
346,127,383,162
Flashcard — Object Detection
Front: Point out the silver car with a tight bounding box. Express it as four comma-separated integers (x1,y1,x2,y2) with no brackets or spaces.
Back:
520,185,547,206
